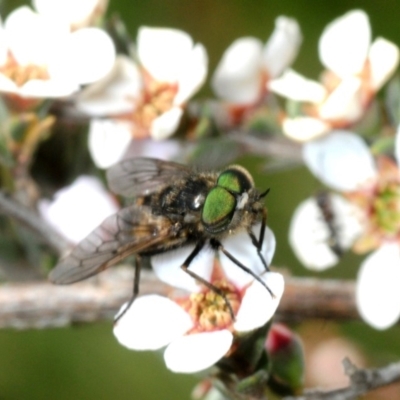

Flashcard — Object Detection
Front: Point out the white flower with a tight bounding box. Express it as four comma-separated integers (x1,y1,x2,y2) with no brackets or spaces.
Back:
32,0,108,30
38,175,119,243
290,129,400,329
269,10,399,141
114,224,285,373
76,27,208,164
212,16,301,106
0,6,115,100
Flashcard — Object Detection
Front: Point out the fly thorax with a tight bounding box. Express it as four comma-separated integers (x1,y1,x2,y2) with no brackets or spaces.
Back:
192,193,206,210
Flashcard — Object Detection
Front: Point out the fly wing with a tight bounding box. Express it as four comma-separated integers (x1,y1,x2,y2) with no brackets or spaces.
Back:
106,157,192,197
49,205,175,284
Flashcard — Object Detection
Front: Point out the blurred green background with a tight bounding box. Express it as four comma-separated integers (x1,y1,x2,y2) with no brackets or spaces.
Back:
1,0,400,399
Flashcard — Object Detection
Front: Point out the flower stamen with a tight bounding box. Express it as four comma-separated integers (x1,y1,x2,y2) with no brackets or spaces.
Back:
178,280,241,333
0,54,50,87
348,157,400,252
130,71,178,137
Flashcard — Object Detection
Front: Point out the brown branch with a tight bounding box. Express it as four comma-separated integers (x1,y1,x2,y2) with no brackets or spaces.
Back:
0,268,357,329
285,358,400,400
279,277,357,322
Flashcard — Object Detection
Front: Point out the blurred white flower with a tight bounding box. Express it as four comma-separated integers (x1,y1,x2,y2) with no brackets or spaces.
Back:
38,175,119,243
114,225,285,373
290,129,400,329
76,27,208,167
211,16,301,124
32,0,108,30
269,10,399,141
0,6,115,102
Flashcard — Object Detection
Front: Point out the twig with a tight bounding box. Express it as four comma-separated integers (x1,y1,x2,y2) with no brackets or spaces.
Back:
228,131,303,163
0,269,357,329
0,190,71,255
284,358,400,400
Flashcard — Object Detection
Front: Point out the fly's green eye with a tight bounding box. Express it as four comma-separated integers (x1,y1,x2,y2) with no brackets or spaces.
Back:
217,166,253,194
202,187,236,233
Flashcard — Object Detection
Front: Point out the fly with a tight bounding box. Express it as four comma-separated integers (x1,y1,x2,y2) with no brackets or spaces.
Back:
49,158,272,321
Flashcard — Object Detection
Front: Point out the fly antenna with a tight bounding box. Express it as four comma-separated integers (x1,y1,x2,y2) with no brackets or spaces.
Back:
259,188,270,199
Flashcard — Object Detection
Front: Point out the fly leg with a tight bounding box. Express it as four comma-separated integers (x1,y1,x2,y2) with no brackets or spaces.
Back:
114,255,142,324
181,240,236,320
212,238,275,299
248,207,270,272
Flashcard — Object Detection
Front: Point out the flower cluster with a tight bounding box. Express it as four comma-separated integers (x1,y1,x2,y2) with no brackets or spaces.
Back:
269,10,399,141
211,16,301,125
0,3,115,105
77,27,208,168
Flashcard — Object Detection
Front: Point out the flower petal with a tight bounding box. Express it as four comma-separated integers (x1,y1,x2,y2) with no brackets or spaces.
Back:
5,6,70,66
289,197,341,270
330,194,364,248
17,78,80,98
150,107,183,140
211,37,264,104
174,43,208,105
368,38,400,91
151,245,214,292
55,27,115,85
318,77,363,121
302,131,377,191
76,55,141,116
113,295,193,350
138,27,194,83
0,75,18,94
38,175,118,243
263,16,302,78
318,10,370,77
356,244,400,329
234,272,284,332
164,330,233,373
33,0,105,29
219,224,275,287
88,119,132,169
263,226,277,266
268,69,326,103
282,116,330,142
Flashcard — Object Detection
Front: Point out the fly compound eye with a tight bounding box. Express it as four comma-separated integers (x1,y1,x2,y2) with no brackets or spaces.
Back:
217,166,254,194
202,187,236,233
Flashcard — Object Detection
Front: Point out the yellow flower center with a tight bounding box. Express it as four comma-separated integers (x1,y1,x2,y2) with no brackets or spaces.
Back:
130,70,178,138
0,54,50,87
348,157,400,252
371,182,400,235
178,280,241,334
